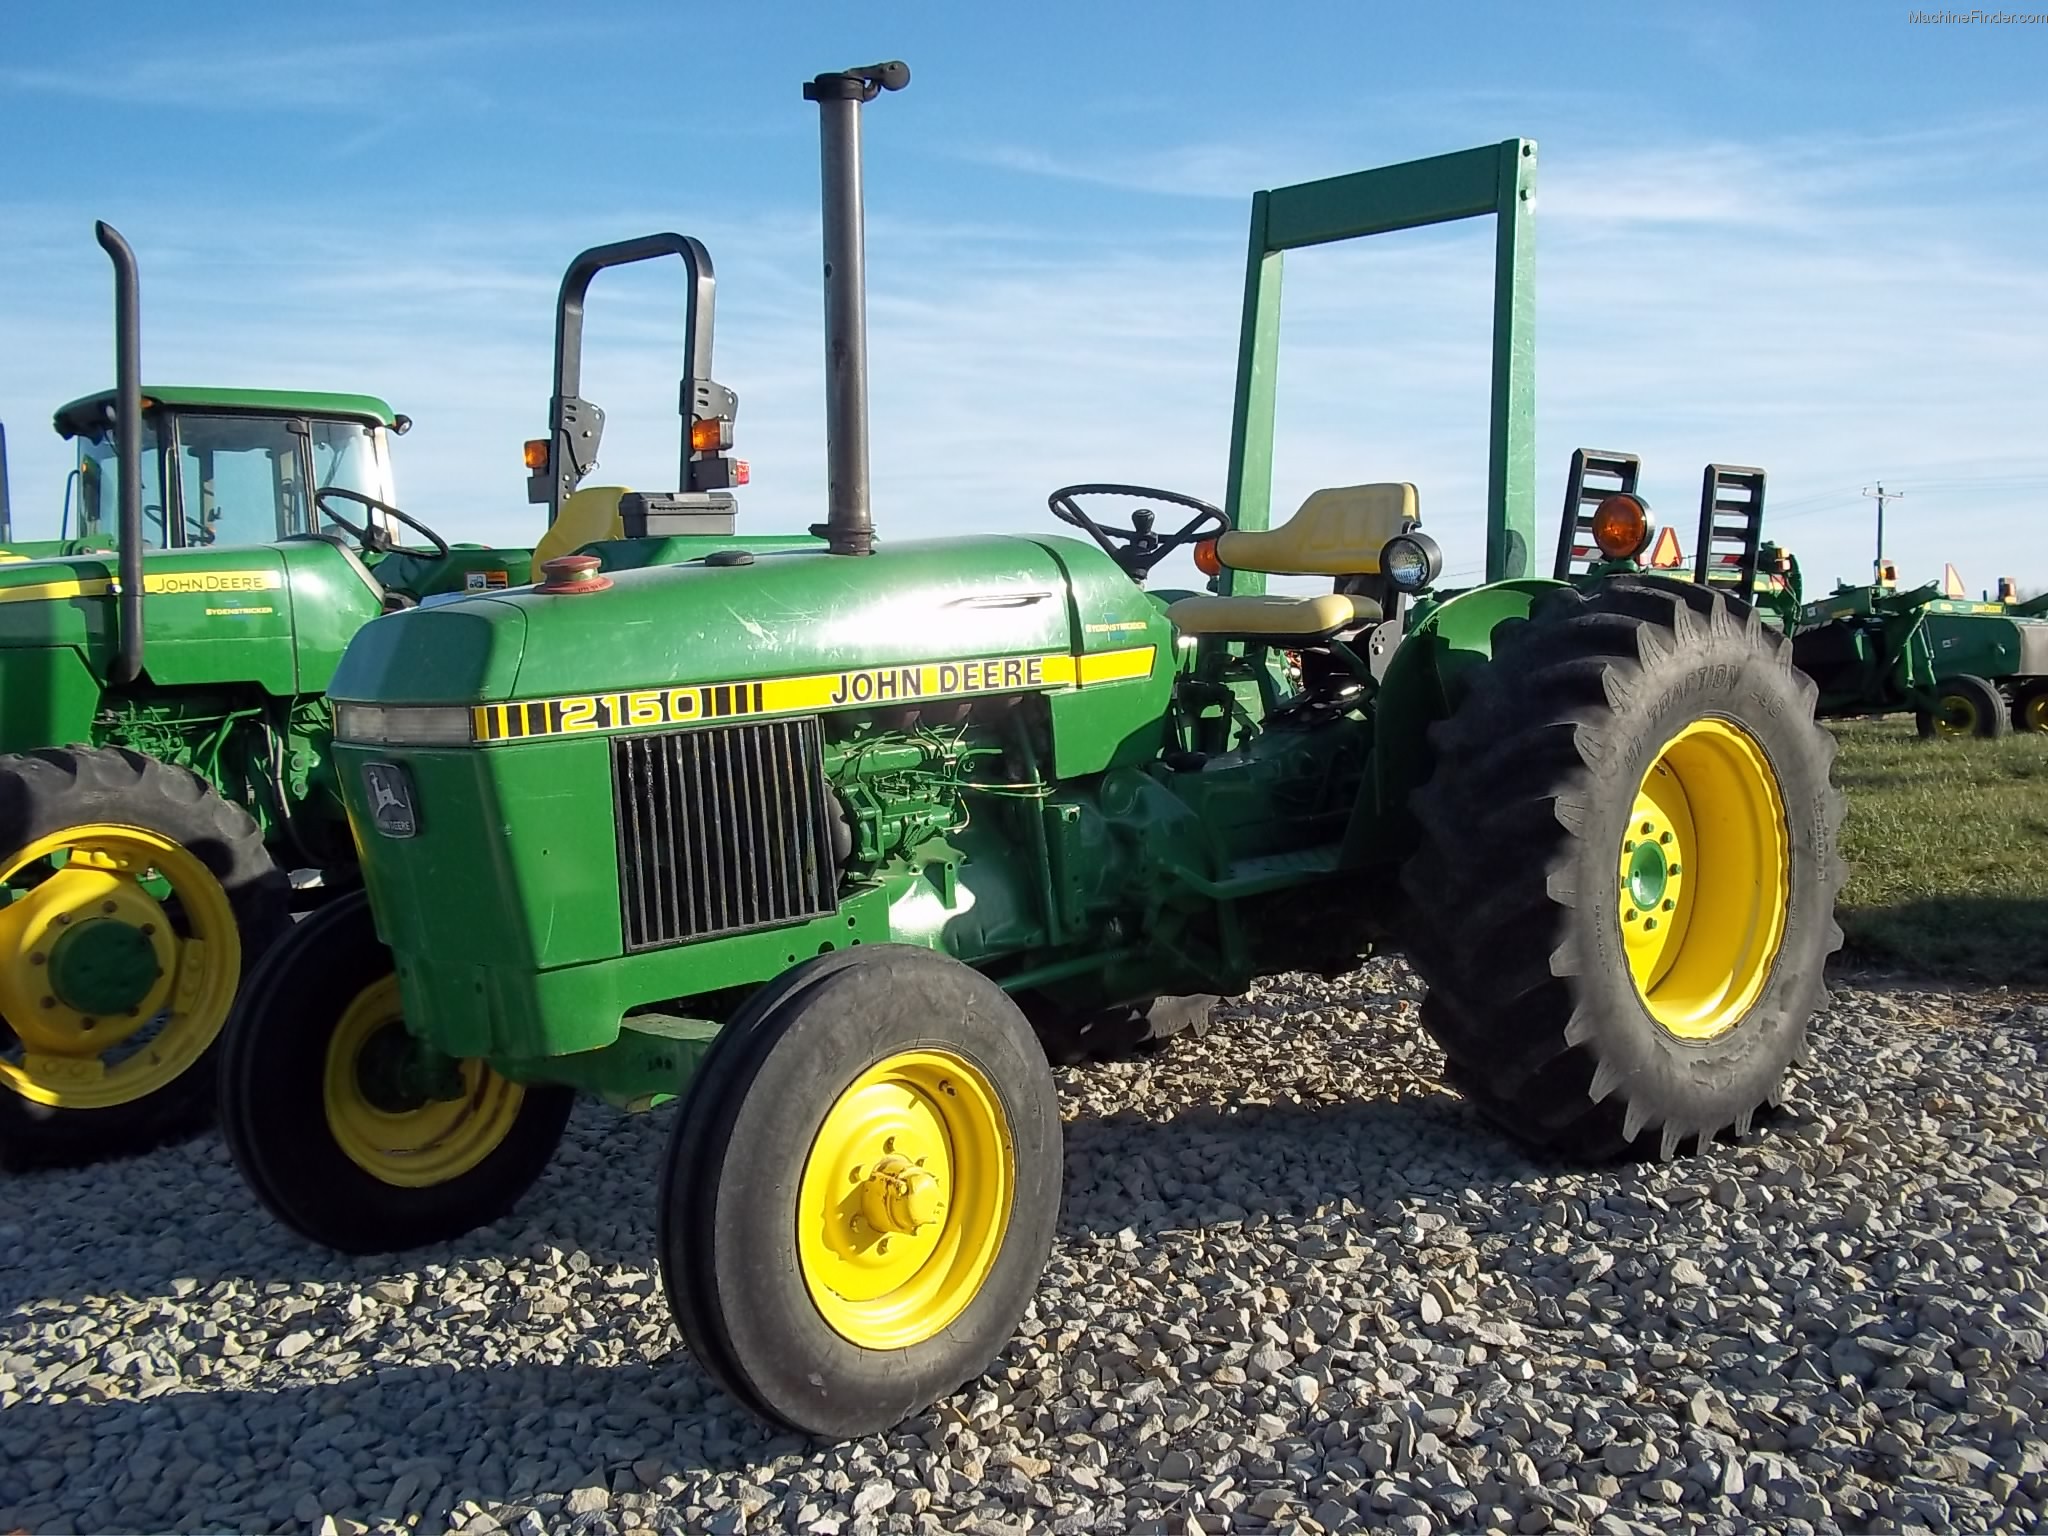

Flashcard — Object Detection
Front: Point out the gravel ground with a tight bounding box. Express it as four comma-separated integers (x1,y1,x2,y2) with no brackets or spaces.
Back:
4,958,2047,1536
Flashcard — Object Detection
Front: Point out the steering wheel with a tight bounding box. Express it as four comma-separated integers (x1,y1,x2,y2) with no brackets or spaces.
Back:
1047,483,1228,580
314,486,452,560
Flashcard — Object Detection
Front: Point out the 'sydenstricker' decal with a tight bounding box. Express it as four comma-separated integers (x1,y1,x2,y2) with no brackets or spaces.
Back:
468,645,1157,743
0,569,285,605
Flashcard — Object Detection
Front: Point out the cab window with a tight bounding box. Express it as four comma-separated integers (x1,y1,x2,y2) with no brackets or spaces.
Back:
173,414,309,547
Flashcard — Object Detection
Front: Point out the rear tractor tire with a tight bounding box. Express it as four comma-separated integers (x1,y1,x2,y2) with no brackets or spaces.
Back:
0,746,289,1171
1399,575,1846,1163
1915,674,2009,740
660,945,1063,1440
217,891,573,1253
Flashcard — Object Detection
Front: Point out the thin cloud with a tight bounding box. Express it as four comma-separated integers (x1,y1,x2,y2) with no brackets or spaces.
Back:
2,124,2042,596
0,26,597,114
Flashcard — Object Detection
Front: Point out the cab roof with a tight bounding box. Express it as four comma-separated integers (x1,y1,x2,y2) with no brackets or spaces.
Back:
52,386,399,440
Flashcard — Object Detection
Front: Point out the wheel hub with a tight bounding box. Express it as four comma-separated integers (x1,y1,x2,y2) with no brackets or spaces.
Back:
1625,838,1671,914
858,1153,946,1236
46,916,162,1018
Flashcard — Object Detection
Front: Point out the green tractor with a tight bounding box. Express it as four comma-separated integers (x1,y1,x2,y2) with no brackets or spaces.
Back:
1788,564,2048,739
218,63,1846,1441
0,222,794,1169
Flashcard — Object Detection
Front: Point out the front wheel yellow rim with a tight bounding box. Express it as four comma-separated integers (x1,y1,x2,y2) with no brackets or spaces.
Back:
796,1049,1013,1350
1935,694,1980,737
1618,718,1790,1042
0,824,239,1110
2023,694,2048,734
322,975,526,1188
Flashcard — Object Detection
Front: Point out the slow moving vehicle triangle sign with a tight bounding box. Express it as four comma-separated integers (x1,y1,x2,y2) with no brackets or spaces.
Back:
1646,526,1684,569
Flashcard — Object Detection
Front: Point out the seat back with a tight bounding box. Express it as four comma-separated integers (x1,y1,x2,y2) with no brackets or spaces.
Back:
1215,483,1418,576
530,484,628,570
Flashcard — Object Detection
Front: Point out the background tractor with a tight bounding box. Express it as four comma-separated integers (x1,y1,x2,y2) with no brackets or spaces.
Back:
1787,567,2048,738
219,62,1847,1443
0,222,806,1169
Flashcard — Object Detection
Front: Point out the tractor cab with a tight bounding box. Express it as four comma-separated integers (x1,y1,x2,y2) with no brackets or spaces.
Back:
51,386,406,554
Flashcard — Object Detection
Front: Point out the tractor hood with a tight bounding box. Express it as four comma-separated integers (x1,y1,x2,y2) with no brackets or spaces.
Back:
330,533,1155,724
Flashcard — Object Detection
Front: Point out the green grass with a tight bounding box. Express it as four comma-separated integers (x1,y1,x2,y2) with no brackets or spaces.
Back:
1828,716,2048,985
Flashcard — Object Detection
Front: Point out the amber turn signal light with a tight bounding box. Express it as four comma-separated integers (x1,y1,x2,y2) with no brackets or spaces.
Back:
523,438,549,472
1591,493,1653,560
690,417,732,454
1193,538,1223,577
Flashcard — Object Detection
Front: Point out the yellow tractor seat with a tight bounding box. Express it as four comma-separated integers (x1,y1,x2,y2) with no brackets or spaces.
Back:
530,484,629,571
1214,482,1418,576
1166,590,1383,643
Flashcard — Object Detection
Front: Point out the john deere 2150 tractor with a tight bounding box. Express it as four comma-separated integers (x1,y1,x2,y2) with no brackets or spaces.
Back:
0,223,796,1168
220,64,1846,1441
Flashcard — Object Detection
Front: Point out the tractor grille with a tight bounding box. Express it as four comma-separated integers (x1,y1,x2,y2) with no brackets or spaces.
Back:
612,716,840,952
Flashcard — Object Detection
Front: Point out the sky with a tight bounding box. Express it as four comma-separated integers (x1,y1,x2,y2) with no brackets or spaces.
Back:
2,1,2043,598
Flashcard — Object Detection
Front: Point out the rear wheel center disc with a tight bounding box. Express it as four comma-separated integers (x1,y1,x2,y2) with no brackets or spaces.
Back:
47,916,163,1018
1625,840,1669,913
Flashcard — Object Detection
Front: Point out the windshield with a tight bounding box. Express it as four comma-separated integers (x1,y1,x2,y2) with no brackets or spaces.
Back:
75,419,170,547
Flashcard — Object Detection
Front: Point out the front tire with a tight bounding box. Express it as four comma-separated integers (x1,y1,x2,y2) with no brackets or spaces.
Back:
0,747,288,1170
659,945,1062,1440
217,891,573,1253
1399,576,1846,1162
1915,674,2008,739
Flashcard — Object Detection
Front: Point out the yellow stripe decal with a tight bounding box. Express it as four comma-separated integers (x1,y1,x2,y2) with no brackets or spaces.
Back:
0,569,284,605
469,645,1157,743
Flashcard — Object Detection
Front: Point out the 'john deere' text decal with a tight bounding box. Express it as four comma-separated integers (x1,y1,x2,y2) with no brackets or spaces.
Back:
467,645,1156,743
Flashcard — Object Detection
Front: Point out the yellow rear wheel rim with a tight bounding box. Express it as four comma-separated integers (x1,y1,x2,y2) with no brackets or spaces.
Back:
2023,695,2048,734
796,1048,1012,1350
322,975,526,1188
1618,718,1790,1042
0,824,239,1110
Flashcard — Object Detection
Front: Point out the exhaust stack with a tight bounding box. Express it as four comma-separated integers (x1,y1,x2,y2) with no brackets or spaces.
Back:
96,220,145,685
803,61,908,557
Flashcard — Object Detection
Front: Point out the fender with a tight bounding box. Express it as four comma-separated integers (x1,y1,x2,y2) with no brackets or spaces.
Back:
1343,577,1568,866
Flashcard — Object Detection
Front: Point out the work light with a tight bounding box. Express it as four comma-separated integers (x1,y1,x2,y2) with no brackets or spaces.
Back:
1381,530,1443,592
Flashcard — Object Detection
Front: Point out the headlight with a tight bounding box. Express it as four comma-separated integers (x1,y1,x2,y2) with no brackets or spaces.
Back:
333,702,474,746
1380,531,1443,592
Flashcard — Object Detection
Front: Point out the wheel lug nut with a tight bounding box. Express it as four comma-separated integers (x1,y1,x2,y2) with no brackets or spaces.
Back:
877,1238,891,1255
1662,899,1675,911
1624,841,1636,853
1659,832,1672,845
1640,821,1653,835
1668,864,1681,876
101,900,117,914
41,996,56,1009
29,952,45,966
1644,918,1658,931
140,923,155,937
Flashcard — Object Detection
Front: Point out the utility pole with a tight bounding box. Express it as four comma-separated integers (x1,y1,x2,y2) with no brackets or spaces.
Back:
1862,483,1905,580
